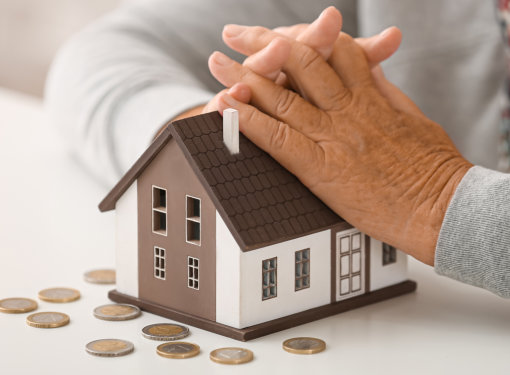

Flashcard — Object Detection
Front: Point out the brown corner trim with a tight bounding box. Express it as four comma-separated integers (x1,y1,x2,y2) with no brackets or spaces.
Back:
109,280,416,342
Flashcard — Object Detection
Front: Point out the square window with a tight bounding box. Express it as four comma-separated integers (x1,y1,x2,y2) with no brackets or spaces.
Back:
295,249,310,291
262,257,277,300
186,196,201,218
382,243,397,265
340,278,350,295
340,236,350,253
152,187,167,236
187,256,199,290
153,210,167,234
351,233,361,250
186,220,200,242
153,187,166,209
186,196,201,245
154,247,166,280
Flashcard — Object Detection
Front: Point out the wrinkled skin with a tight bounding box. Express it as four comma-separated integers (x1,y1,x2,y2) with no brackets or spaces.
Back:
208,25,472,265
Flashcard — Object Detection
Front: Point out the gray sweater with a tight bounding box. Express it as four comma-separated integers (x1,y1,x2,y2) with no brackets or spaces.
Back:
45,0,510,296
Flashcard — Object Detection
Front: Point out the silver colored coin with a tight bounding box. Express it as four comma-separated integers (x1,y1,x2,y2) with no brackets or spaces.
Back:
142,323,190,341
83,269,116,284
93,304,141,321
38,287,80,303
85,339,134,357
157,342,200,359
210,347,254,364
282,337,326,354
0,298,38,313
26,312,70,328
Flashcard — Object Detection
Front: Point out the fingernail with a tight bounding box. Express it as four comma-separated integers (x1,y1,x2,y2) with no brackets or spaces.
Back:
224,24,247,38
211,51,231,66
380,27,392,38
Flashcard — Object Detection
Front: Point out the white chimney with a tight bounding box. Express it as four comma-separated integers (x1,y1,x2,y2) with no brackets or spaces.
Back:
223,108,239,154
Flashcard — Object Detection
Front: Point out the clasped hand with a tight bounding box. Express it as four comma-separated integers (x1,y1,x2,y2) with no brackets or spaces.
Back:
206,7,471,265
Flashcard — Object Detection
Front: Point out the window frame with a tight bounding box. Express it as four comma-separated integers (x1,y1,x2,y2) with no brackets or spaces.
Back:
262,257,277,300
382,243,397,266
187,256,199,290
154,246,166,280
152,185,167,236
295,248,310,291
185,195,201,246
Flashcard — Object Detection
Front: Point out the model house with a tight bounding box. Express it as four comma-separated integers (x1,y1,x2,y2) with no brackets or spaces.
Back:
99,109,416,341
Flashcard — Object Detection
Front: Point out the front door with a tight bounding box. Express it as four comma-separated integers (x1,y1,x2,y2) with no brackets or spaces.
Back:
336,228,365,301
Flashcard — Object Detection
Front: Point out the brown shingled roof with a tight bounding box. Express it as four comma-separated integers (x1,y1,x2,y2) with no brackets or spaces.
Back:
171,112,342,250
99,111,343,251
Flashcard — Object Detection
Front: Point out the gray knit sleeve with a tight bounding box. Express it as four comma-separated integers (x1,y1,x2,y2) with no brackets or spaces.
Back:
435,166,510,297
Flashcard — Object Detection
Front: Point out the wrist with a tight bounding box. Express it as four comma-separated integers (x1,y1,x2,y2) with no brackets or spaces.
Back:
406,156,472,265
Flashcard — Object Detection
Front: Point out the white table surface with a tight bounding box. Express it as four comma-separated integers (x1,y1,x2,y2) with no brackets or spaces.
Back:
1,88,509,375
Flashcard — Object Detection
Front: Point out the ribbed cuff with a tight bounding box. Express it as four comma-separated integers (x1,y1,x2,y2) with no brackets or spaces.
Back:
113,84,213,175
435,166,510,297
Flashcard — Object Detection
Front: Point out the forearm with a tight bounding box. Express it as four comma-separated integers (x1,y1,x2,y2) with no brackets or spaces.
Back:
435,166,510,297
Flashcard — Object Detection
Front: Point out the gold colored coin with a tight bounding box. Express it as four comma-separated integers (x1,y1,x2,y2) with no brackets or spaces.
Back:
210,347,254,365
156,342,200,359
85,339,134,357
93,303,141,321
84,269,116,284
38,287,80,303
142,323,189,341
282,337,326,355
0,298,38,314
26,312,70,328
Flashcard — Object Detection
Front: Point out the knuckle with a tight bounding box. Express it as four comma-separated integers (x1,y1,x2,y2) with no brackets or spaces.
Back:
330,88,353,109
245,107,259,126
274,89,297,118
337,32,354,45
251,26,267,38
269,121,291,150
296,46,322,71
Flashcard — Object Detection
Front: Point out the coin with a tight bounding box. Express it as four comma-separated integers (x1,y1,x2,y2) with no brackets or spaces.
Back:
38,287,80,303
142,323,190,341
210,347,254,365
26,312,70,328
0,298,38,314
93,303,141,321
84,269,116,284
85,339,134,357
282,337,326,354
156,342,200,359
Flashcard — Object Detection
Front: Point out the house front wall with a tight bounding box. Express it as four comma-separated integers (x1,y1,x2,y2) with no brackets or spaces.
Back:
115,182,139,297
137,139,216,321
369,238,407,291
238,230,331,328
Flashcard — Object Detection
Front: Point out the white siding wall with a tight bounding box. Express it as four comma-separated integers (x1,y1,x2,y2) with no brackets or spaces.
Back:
215,212,241,327
369,238,407,291
238,230,331,328
115,182,139,297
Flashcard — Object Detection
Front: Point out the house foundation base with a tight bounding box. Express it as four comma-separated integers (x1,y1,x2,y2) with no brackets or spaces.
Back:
108,280,417,341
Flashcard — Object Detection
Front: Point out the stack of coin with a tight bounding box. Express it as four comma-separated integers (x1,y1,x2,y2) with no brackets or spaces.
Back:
85,339,134,357
93,304,141,321
156,342,200,359
26,312,70,328
38,287,80,303
210,347,254,364
84,269,116,284
0,298,38,314
282,337,326,354
142,323,190,341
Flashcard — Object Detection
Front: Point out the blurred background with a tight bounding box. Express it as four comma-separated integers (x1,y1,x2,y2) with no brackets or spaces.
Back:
0,0,121,97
